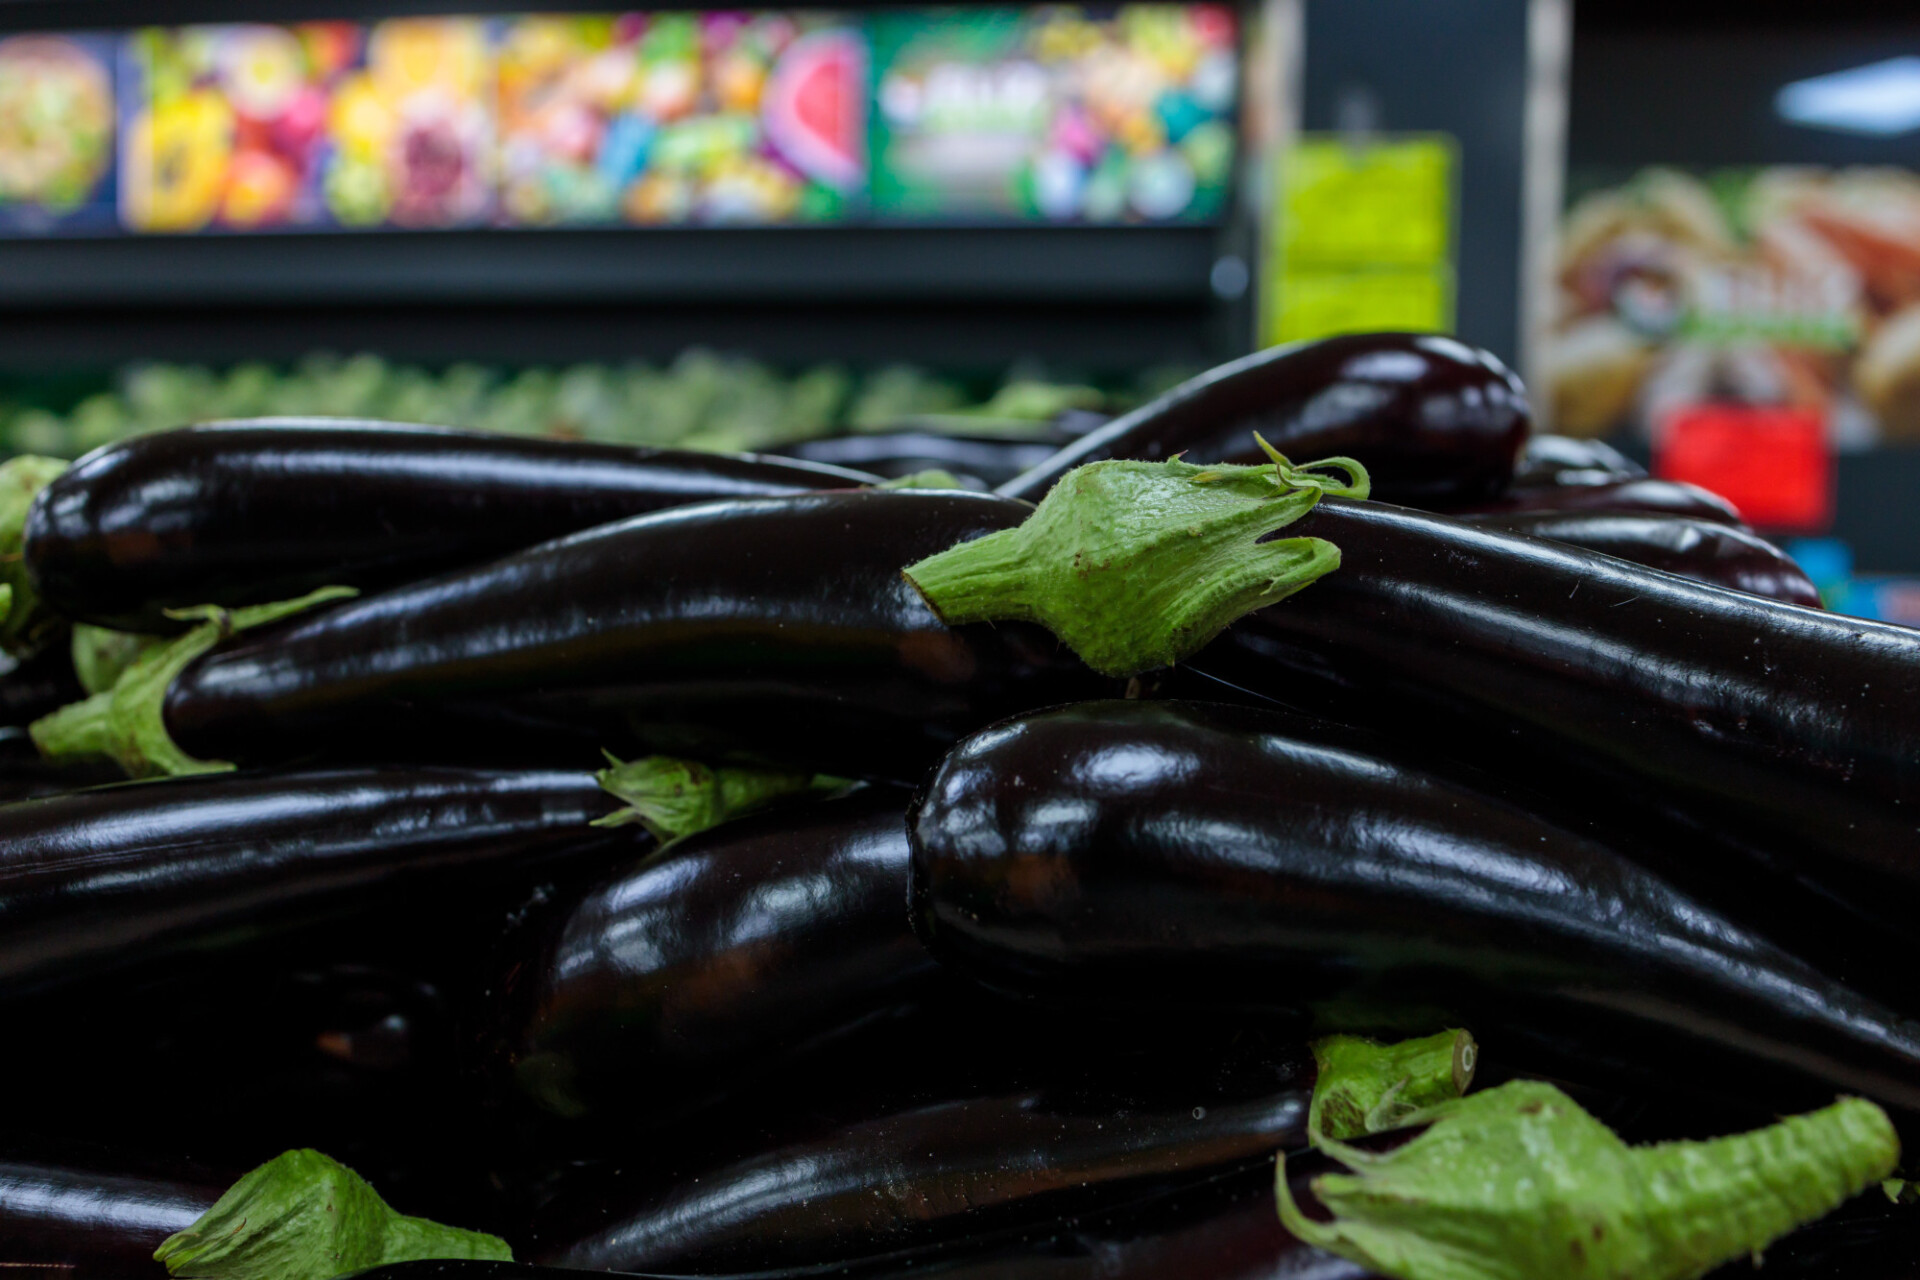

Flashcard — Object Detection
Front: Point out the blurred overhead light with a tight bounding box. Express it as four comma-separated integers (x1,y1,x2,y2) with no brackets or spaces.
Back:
1777,56,1920,137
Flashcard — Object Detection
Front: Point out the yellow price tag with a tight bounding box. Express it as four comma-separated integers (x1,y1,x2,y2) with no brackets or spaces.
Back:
1263,134,1457,346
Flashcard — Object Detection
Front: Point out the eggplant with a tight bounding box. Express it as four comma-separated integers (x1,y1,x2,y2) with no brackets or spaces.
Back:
1187,499,1920,953
0,766,630,996
1456,511,1821,606
909,700,1920,1119
1445,474,1743,523
0,728,118,802
0,1157,221,1278
532,1078,1316,1275
139,491,1107,782
0,644,82,729
24,421,879,633
491,788,937,1127
999,334,1529,506
1511,434,1645,483
776,432,1059,488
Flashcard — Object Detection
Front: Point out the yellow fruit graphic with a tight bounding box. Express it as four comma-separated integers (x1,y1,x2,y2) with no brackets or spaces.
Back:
124,88,233,232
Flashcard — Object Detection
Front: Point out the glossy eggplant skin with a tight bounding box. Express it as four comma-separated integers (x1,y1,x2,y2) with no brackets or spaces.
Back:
1193,500,1920,929
493,788,936,1126
24,421,879,633
999,334,1529,506
1511,433,1645,483
1446,474,1743,523
0,1160,220,1278
165,491,1110,782
776,432,1058,488
0,766,628,996
535,1069,1311,1273
1456,511,1822,606
909,700,1920,1118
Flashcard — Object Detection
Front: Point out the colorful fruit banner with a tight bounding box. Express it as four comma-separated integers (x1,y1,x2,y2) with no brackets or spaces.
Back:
868,4,1237,223
119,18,493,233
0,32,117,235
0,6,1238,238
496,12,864,225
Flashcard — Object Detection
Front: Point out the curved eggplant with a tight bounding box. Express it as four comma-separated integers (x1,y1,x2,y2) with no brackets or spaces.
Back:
1456,511,1821,606
1189,499,1920,948
910,700,1920,1118
0,1158,221,1278
24,421,878,633
1446,475,1742,523
492,788,935,1125
999,334,1529,506
1511,434,1645,483
534,1082,1313,1274
156,491,1109,782
0,766,629,996
776,433,1057,488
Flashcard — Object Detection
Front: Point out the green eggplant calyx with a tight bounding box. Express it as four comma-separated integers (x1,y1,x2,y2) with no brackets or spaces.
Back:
593,752,850,840
1308,1029,1477,1143
154,1148,510,1280
0,455,67,659
30,586,357,778
70,623,165,696
875,469,968,491
902,440,1370,678
1277,1082,1898,1280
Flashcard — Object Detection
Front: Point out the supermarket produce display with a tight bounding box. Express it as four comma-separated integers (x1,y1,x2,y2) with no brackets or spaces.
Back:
1,331,1918,1279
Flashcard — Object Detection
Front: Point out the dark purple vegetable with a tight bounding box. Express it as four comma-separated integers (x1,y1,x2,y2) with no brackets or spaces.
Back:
909,700,1920,1118
1511,434,1645,483
0,1157,221,1278
1447,475,1743,523
533,1080,1313,1274
491,788,936,1126
1189,499,1920,951
0,644,82,728
999,334,1529,506
0,766,628,996
776,432,1058,488
1456,511,1821,606
156,491,1109,782
24,420,879,633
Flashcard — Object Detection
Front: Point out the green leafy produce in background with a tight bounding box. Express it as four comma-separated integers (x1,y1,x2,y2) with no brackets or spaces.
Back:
0,351,1195,460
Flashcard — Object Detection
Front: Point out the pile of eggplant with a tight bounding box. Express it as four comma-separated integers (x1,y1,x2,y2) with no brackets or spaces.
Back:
1,331,1915,1280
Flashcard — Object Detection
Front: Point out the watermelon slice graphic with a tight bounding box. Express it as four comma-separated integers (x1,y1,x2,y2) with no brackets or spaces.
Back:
763,30,865,193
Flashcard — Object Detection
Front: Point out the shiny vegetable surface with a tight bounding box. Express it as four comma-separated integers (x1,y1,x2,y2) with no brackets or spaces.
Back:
158,491,1107,781
0,766,628,996
1510,434,1645,483
1190,499,1920,936
493,788,935,1124
909,700,1920,1116
0,1157,221,1278
1456,511,1821,606
999,334,1528,505
24,421,878,632
536,1077,1314,1274
1447,475,1742,522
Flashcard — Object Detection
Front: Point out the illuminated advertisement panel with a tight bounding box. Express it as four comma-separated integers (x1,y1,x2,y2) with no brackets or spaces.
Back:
0,5,1237,235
